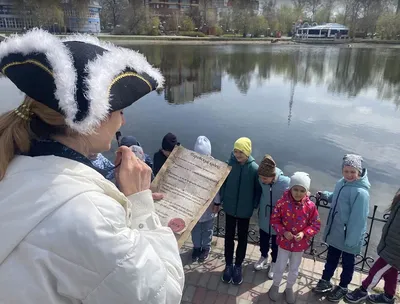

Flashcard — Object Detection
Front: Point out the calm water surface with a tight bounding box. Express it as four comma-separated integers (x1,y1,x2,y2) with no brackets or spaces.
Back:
2,44,400,215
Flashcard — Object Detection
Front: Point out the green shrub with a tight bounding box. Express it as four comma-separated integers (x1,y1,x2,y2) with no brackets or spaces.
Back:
181,16,195,32
215,26,224,36
180,31,206,37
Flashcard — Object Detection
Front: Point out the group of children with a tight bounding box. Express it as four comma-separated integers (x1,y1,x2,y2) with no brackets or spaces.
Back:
187,136,397,304
92,132,398,304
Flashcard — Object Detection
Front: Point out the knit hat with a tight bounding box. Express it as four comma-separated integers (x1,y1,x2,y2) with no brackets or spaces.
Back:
162,133,179,152
130,145,146,162
234,137,252,157
289,172,311,192
120,136,141,147
342,154,363,173
0,29,164,134
258,154,276,177
194,136,211,156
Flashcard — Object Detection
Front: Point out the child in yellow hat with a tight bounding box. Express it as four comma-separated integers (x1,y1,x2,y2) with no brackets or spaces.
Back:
220,137,261,285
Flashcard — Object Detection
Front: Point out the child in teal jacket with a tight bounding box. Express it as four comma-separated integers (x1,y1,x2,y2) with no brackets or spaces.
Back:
313,154,370,302
254,155,290,280
220,137,261,286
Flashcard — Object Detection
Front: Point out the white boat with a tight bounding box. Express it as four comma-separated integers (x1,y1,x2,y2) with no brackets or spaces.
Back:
293,23,350,44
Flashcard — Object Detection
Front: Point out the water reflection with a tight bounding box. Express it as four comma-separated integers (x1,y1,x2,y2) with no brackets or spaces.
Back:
135,45,400,105
2,44,400,211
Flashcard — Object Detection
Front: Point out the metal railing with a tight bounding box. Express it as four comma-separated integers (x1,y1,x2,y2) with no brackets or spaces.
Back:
213,196,389,274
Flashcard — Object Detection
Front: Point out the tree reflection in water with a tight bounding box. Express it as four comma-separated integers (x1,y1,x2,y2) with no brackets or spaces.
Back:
133,44,400,107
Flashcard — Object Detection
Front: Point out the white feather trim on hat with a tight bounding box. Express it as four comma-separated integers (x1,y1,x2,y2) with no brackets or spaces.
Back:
0,28,77,126
62,34,164,133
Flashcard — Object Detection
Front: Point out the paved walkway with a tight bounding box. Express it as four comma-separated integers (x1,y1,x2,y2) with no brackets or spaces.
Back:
180,237,397,304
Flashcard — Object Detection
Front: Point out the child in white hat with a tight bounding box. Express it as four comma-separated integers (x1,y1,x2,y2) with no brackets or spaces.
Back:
191,136,221,263
268,172,321,304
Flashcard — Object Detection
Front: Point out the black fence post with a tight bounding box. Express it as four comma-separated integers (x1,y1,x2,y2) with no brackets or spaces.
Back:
362,205,377,271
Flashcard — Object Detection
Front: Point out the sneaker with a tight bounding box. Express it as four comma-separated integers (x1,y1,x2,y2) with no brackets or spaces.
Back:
346,287,368,303
368,293,395,304
267,262,275,279
198,247,210,263
232,265,243,285
313,279,333,293
221,264,233,283
254,256,268,271
191,247,201,262
268,285,279,301
285,287,296,304
327,286,348,302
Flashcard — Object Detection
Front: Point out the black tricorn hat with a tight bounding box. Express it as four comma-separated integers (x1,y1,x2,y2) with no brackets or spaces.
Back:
0,29,164,134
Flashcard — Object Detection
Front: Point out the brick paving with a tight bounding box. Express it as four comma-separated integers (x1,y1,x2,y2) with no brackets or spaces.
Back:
180,237,398,304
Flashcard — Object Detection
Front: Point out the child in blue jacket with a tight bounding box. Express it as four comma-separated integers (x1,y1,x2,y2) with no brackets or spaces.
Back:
313,154,370,302
254,154,290,280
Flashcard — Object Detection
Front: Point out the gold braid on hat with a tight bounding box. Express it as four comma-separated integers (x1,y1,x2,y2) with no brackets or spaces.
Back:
14,103,33,121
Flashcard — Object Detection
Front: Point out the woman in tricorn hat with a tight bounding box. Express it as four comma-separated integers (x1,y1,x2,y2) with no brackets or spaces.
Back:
0,29,184,303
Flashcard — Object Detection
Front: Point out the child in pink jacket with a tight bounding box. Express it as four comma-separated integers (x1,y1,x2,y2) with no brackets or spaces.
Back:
268,172,321,304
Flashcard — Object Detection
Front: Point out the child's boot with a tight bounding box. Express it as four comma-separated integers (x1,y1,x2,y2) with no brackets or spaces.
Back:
221,264,233,283
313,279,333,293
368,293,395,304
198,247,211,263
268,285,279,301
267,262,275,279
327,286,348,302
232,265,243,285
254,256,268,271
285,287,295,304
345,287,368,303
191,247,201,262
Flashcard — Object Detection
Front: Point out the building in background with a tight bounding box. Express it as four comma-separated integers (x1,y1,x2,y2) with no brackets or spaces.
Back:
0,0,101,33
148,0,200,16
62,0,101,33
0,0,33,32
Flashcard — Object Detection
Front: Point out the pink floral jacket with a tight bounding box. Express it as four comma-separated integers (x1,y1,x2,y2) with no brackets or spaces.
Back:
271,190,321,252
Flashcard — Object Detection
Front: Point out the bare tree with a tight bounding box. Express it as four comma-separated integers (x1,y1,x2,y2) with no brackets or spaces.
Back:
292,0,308,10
100,0,128,28
15,0,65,29
307,0,323,21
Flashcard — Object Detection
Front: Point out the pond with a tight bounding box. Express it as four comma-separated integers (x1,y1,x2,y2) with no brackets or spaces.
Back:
1,43,400,214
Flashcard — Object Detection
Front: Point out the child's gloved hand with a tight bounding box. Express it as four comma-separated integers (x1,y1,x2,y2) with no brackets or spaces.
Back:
284,231,293,240
294,232,304,242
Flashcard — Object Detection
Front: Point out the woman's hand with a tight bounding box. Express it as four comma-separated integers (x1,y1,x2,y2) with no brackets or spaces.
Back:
152,193,164,201
115,146,152,197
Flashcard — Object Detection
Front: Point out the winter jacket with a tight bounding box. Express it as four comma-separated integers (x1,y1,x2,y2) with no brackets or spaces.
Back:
377,201,400,270
220,153,261,219
0,155,184,303
271,190,321,252
153,149,168,176
258,168,290,235
322,169,370,255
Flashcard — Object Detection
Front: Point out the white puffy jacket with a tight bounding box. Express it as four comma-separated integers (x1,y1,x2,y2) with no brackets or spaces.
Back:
0,155,184,303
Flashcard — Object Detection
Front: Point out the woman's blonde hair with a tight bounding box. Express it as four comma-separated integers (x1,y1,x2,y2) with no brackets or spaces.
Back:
0,96,67,181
